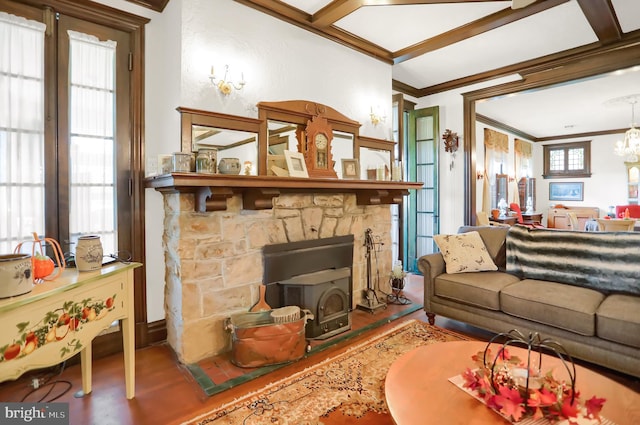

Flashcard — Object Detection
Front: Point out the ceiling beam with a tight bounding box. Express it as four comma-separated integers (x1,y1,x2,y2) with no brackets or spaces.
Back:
576,0,622,43
414,30,640,96
235,0,393,63
312,0,505,27
313,0,362,27
393,0,569,63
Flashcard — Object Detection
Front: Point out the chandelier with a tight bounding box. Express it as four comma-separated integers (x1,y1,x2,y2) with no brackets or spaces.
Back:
613,97,640,162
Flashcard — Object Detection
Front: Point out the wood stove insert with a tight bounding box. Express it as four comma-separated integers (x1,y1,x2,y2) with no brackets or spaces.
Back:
262,235,354,339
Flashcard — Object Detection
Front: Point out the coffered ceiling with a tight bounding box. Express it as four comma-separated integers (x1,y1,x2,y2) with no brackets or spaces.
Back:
233,0,640,139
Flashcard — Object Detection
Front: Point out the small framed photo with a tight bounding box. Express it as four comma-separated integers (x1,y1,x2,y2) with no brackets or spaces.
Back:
341,159,359,179
549,182,584,201
284,150,308,178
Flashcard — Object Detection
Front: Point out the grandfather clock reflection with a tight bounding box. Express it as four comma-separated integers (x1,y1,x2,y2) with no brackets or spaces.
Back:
518,177,536,212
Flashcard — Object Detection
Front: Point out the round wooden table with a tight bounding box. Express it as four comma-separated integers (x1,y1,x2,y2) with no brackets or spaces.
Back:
385,341,640,424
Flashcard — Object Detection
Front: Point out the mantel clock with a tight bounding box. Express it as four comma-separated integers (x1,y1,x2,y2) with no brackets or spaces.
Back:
303,115,337,178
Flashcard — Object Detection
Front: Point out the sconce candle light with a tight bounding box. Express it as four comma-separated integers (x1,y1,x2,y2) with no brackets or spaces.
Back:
370,106,386,126
210,64,245,96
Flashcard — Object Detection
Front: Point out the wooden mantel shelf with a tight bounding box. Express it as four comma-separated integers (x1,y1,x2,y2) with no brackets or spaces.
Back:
145,173,423,212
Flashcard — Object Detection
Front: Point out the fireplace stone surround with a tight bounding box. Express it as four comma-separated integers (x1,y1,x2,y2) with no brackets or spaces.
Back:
161,191,395,364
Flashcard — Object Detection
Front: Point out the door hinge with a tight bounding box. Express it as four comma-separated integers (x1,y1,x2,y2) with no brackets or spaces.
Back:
128,52,133,71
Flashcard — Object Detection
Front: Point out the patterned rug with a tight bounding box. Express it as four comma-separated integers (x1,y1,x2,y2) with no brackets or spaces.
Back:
180,320,468,425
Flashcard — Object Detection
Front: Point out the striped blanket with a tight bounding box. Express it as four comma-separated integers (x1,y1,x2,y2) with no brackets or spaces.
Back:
506,225,640,295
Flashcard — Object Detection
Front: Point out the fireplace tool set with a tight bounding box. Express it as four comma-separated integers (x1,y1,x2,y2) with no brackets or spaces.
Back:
357,228,387,314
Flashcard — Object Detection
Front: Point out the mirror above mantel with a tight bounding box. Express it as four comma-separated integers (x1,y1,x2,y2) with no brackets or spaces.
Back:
147,101,418,212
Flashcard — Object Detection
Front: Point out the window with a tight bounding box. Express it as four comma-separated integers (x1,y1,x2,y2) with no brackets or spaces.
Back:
1,0,147,352
542,141,591,178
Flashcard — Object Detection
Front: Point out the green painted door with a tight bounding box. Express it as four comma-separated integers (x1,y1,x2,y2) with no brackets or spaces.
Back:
406,107,439,272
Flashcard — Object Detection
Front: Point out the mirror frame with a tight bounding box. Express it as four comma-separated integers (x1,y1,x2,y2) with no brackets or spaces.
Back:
258,100,361,176
358,135,396,180
177,106,262,154
463,42,640,225
178,102,396,178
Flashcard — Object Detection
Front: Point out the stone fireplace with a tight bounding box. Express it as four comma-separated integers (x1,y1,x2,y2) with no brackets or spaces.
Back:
162,191,395,364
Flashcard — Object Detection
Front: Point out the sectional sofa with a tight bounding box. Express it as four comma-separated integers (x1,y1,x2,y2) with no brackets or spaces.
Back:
418,225,640,378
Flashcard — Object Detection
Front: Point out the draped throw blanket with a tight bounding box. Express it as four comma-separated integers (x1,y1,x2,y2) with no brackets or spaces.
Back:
506,225,640,295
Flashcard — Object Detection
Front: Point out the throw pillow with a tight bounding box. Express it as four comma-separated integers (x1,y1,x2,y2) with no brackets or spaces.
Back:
434,231,498,274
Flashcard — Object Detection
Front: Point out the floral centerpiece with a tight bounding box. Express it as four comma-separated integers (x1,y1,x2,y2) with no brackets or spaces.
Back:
460,331,606,423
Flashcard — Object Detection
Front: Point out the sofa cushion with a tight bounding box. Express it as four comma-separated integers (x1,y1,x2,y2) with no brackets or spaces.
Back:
596,294,640,349
459,225,508,270
434,272,521,310
434,231,498,274
500,279,605,336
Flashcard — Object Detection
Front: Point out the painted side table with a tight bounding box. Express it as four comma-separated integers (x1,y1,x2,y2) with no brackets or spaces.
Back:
0,262,141,399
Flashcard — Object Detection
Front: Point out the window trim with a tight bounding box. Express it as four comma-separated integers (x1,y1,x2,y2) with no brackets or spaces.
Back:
1,0,154,350
542,141,591,179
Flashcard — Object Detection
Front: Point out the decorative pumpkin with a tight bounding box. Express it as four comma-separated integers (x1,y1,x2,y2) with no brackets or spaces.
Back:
33,253,55,279
14,233,66,281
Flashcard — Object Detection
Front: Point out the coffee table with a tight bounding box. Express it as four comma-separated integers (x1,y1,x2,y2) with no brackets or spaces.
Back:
385,340,640,424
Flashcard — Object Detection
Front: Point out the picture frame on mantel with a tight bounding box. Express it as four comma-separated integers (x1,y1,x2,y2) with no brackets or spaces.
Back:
549,182,584,201
341,159,359,179
284,150,309,178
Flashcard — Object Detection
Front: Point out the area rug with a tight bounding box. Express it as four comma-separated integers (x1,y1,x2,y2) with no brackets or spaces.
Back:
180,320,469,425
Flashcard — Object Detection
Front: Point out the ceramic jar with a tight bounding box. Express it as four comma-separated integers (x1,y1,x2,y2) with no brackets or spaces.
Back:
0,254,33,298
218,158,241,174
75,235,103,272
196,148,217,174
172,152,192,172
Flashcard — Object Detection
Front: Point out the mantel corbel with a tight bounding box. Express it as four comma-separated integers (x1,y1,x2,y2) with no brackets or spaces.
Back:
243,188,281,210
195,187,234,212
356,189,408,206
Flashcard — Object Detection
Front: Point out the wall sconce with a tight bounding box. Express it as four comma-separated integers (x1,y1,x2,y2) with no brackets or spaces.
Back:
476,170,484,180
210,65,245,96
370,106,386,126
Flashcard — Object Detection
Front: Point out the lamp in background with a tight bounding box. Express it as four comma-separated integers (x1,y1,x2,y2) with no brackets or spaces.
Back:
210,65,245,96
370,106,386,126
613,95,640,161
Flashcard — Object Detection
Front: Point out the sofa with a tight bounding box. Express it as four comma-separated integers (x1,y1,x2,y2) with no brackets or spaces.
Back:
418,225,640,378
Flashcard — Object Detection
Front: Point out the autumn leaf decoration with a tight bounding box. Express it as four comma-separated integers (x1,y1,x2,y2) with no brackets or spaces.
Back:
461,347,606,423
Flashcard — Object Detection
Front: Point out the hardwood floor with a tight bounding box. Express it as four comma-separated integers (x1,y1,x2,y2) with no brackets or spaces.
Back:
0,275,637,425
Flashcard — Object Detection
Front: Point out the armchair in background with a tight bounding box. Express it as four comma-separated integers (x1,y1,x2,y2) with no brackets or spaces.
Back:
476,211,509,227
597,218,635,232
566,212,580,231
509,203,545,229
476,211,491,226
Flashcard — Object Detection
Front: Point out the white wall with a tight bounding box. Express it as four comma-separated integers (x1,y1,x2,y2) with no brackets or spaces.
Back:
103,0,393,322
